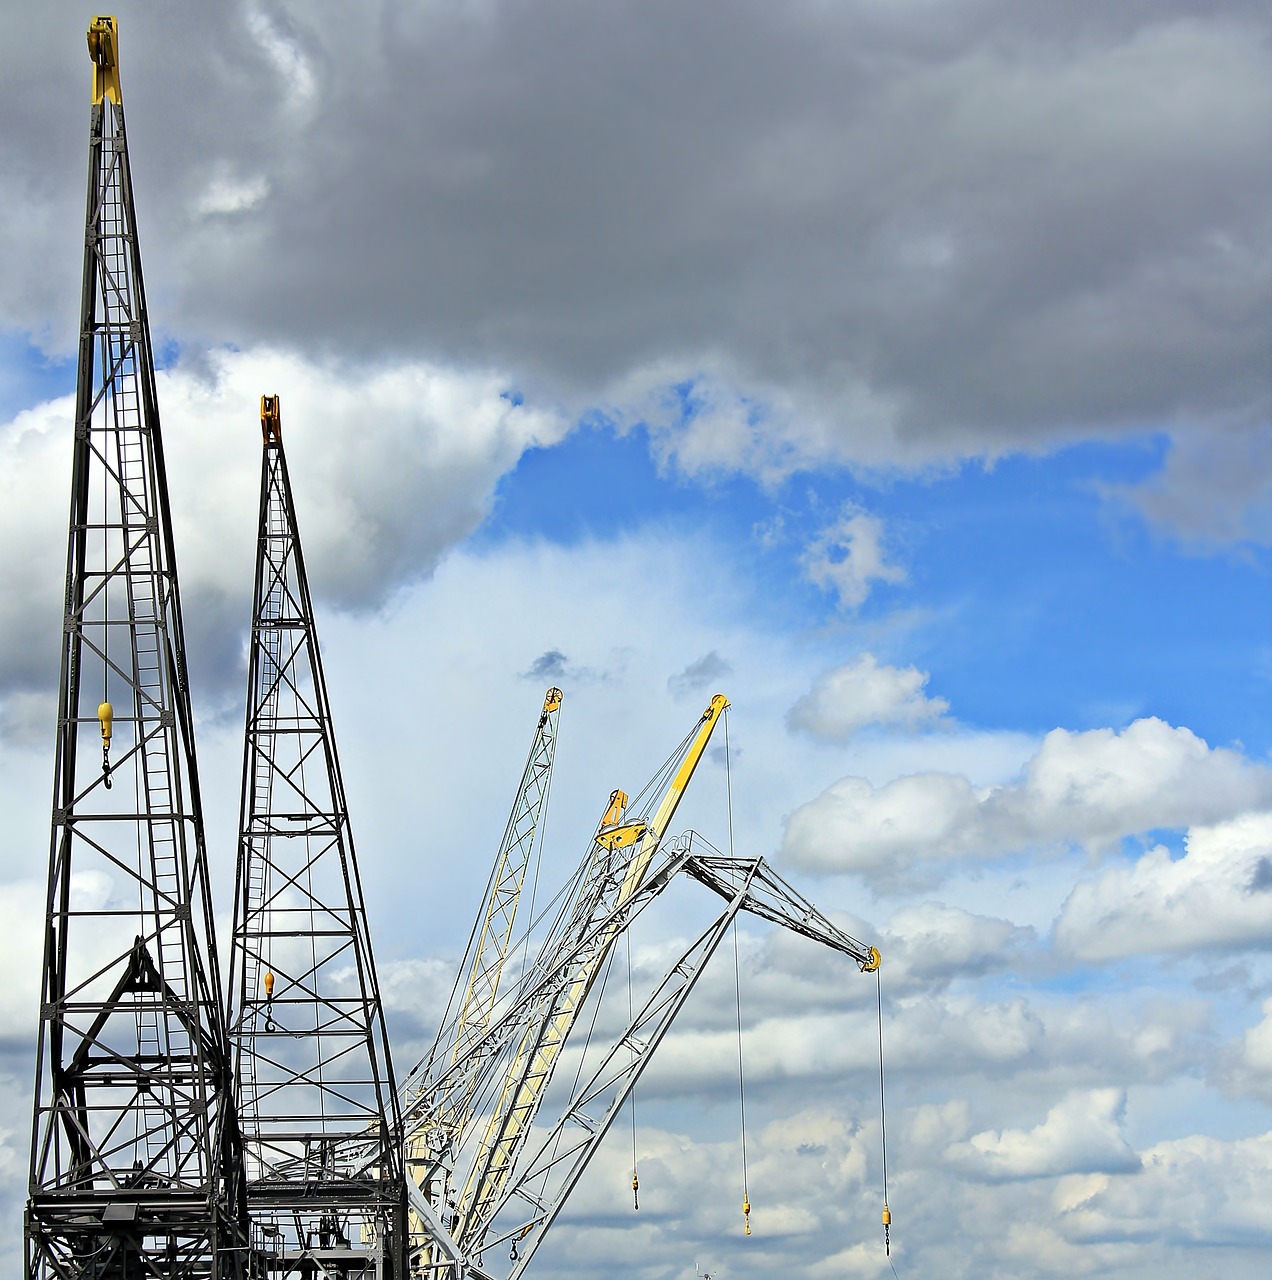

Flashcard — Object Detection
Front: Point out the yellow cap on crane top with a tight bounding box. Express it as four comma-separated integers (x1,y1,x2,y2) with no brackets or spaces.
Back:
87,17,122,106
97,702,113,743
261,395,283,444
599,789,628,829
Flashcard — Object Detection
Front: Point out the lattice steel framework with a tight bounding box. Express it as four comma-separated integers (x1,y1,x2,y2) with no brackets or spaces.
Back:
26,18,248,1279
408,689,562,1274
496,837,882,1278
453,697,728,1250
228,398,406,1276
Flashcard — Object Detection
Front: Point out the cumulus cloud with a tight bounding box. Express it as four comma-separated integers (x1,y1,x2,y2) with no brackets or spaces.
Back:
788,654,948,740
1055,812,1272,962
947,1088,1140,1181
1057,1130,1272,1247
0,346,567,711
884,902,1033,984
1225,997,1272,1104
782,717,1272,881
801,509,906,610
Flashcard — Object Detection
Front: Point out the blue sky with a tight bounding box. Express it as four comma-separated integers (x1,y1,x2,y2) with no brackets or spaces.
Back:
2,4,1272,1279
491,422,1272,750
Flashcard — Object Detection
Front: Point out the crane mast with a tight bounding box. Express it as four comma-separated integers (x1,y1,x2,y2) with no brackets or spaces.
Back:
453,696,729,1252
228,397,406,1275
25,17,247,1278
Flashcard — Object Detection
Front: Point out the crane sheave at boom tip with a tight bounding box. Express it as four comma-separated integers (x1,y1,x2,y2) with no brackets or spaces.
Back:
88,15,121,105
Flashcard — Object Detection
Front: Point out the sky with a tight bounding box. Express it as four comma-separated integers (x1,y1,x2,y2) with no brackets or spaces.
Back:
2,2,1271,1277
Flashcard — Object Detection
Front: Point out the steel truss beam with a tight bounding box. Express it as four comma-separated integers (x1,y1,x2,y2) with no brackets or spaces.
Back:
409,689,562,1274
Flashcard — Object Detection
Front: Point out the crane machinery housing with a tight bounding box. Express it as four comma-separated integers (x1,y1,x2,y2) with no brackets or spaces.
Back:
25,18,886,1280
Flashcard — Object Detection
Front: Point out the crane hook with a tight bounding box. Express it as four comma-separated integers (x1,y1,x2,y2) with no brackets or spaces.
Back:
98,702,113,789
632,1169,639,1211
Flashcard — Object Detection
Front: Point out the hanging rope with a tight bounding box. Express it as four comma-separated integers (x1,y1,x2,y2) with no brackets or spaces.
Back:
876,967,895,1267
99,437,113,789
627,931,639,1210
733,917,750,1236
724,712,751,1236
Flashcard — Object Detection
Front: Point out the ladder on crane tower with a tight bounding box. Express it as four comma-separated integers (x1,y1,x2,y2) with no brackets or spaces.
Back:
228,395,407,1277
25,17,248,1280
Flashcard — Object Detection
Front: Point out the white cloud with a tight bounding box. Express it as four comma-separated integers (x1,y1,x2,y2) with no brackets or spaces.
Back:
884,901,1033,983
614,361,903,481
782,717,1272,881
1057,1130,1272,1247
801,507,906,611
245,5,318,115
0,346,569,706
947,1088,1139,1181
788,654,949,741
1225,998,1272,1105
195,168,270,217
1055,812,1272,963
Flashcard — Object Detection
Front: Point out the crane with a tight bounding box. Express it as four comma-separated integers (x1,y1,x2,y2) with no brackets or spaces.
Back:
398,695,881,1278
497,835,881,1278
227,396,407,1275
25,17,248,1278
453,695,732,1249
409,689,564,1274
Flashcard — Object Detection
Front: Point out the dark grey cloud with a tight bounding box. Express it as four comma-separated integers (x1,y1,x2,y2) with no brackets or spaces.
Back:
1249,856,1272,893
668,650,732,697
526,648,570,681
4,0,1268,468
1104,425,1272,550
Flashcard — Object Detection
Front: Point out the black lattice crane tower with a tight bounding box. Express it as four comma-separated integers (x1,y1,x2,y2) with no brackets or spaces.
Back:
25,17,248,1279
228,396,407,1275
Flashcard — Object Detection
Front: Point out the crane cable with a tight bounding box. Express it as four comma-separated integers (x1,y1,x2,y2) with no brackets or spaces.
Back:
724,712,751,1237
627,931,639,1211
877,966,899,1274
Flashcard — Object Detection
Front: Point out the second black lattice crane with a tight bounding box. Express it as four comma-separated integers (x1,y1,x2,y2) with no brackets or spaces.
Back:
228,395,407,1275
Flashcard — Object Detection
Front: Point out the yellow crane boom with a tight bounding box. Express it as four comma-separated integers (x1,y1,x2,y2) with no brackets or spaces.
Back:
455,695,729,1247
